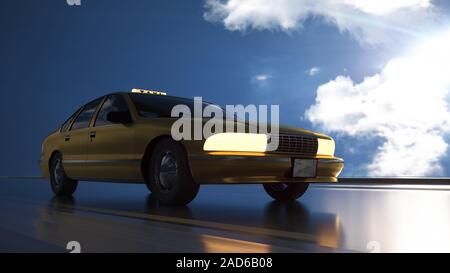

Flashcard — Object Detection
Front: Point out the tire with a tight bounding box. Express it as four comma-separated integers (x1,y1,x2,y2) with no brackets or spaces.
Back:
49,153,78,196
147,139,199,205
145,180,152,193
263,183,309,202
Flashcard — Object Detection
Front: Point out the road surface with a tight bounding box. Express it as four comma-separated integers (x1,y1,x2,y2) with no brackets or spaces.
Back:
1,178,450,252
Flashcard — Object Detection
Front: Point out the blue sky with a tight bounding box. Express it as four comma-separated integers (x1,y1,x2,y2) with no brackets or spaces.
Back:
1,0,450,177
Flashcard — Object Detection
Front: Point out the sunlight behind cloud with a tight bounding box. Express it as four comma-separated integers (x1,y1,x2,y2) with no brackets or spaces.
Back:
204,0,437,44
306,30,450,176
344,0,430,15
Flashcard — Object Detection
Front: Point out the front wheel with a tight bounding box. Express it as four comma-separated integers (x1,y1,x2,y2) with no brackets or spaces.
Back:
263,183,309,202
147,139,199,205
50,153,78,196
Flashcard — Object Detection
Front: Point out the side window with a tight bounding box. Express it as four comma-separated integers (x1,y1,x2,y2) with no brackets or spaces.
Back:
61,108,81,132
70,98,103,131
95,95,130,126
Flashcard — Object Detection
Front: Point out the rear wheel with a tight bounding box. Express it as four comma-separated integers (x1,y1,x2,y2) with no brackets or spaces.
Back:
147,139,199,205
263,183,309,201
50,153,78,196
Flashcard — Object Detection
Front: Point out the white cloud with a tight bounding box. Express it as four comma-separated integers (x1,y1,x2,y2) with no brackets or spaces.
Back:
253,74,270,81
251,74,272,88
306,66,320,76
305,31,450,176
204,0,438,44
344,0,430,15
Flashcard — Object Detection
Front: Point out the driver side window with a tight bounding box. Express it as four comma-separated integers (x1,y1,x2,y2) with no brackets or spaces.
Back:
94,94,130,127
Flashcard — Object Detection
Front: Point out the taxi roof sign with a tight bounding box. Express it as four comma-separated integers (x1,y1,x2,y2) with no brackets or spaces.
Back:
131,88,167,96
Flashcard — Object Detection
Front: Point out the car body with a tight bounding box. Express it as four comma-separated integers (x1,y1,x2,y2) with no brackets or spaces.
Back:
40,89,344,205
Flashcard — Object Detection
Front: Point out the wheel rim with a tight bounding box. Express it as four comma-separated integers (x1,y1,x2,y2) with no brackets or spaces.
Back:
269,183,288,191
53,158,64,186
156,151,178,193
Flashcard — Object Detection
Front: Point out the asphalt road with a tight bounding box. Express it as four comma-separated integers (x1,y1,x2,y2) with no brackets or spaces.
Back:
1,178,450,253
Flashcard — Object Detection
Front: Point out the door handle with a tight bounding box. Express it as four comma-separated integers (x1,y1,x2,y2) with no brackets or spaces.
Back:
90,131,96,138
64,136,71,142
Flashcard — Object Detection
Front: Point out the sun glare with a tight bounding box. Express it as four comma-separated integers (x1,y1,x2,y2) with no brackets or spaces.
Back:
410,30,450,80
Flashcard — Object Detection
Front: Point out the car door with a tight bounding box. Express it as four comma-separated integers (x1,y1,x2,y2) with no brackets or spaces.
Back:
61,97,103,179
85,94,136,181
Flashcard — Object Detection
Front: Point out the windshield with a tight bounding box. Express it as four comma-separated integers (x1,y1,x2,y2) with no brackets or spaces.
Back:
129,93,225,118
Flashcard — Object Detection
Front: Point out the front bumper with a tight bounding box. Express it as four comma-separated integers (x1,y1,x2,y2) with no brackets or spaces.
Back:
188,154,344,184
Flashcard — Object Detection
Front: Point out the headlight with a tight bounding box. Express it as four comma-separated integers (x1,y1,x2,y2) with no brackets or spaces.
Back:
203,133,268,152
317,138,335,156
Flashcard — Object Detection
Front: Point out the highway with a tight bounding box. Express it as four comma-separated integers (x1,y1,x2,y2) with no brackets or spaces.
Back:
1,178,450,252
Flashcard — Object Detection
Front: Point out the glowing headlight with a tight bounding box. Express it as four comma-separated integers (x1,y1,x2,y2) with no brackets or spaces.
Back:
203,133,268,152
317,138,335,156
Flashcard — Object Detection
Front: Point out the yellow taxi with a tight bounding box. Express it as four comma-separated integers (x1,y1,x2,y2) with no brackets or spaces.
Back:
40,89,344,205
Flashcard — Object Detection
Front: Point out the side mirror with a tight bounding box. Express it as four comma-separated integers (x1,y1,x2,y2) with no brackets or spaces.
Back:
107,111,132,124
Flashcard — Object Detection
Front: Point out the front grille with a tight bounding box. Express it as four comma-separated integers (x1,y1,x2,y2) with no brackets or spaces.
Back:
269,134,318,155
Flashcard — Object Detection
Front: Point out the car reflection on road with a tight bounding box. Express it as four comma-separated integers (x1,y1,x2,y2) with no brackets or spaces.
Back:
33,195,342,252
263,201,342,249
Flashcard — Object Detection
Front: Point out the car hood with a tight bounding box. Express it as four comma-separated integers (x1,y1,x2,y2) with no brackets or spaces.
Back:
276,124,332,139
216,119,333,140
137,117,333,140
